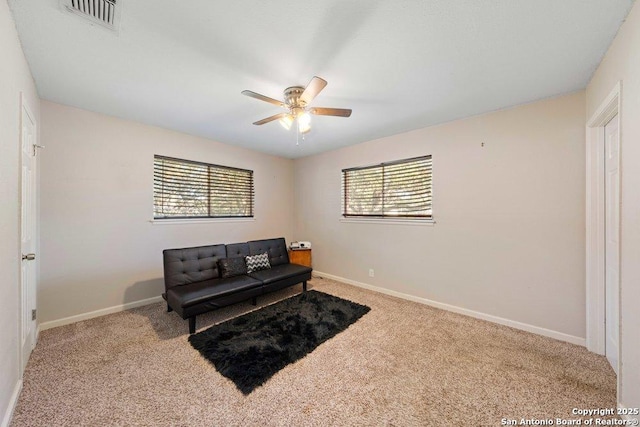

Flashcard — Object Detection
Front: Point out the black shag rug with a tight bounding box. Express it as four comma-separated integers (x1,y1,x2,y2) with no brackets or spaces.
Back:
188,290,371,394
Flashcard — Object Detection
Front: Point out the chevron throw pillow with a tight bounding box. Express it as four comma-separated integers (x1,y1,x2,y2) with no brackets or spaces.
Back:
246,252,271,274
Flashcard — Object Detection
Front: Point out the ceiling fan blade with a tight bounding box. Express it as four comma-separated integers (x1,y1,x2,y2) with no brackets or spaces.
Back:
253,113,287,125
241,90,284,107
300,76,328,105
310,107,352,117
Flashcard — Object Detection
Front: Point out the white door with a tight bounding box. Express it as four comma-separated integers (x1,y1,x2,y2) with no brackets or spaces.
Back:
20,102,37,371
604,114,619,374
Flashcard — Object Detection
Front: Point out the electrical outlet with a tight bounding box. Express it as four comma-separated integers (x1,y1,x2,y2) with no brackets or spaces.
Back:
369,269,374,277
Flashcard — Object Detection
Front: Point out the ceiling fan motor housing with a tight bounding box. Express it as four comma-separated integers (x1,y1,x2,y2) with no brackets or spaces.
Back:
284,86,306,109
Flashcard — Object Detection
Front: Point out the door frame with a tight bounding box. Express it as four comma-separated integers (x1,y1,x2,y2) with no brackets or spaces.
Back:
585,82,621,374
19,92,38,374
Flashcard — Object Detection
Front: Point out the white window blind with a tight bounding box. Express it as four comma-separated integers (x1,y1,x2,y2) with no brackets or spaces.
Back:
154,155,254,219
342,155,432,219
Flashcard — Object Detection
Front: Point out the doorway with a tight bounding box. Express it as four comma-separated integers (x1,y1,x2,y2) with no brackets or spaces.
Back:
586,82,621,381
604,114,620,374
20,96,38,372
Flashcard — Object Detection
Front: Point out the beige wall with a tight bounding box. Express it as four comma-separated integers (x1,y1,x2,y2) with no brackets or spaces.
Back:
294,92,586,339
38,101,294,324
0,0,40,423
586,0,640,412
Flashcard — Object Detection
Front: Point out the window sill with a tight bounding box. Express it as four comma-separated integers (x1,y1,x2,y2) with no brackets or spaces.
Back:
339,218,436,226
150,218,256,225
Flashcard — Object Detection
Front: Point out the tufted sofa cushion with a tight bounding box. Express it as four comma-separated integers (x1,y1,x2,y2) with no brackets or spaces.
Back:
167,275,261,309
225,242,250,258
163,244,227,289
248,238,289,266
247,263,312,285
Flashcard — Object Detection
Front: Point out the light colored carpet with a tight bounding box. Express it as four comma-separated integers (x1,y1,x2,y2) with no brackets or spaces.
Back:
11,277,617,426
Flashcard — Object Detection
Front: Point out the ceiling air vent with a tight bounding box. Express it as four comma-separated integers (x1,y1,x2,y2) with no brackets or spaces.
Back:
60,0,123,32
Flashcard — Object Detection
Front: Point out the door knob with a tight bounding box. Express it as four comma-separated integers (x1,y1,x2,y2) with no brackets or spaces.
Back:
22,253,36,261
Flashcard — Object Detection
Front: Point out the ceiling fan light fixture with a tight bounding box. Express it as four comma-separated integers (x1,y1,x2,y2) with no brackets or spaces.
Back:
298,112,311,134
279,114,293,130
242,76,351,138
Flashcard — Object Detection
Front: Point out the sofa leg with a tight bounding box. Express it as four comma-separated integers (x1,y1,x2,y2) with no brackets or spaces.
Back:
189,317,196,334
167,303,173,312
303,281,307,292
251,297,257,306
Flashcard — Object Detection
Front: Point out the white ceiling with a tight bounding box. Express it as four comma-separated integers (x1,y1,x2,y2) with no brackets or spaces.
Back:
9,0,635,158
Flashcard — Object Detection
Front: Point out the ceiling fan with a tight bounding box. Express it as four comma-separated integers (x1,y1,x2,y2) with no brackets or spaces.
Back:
242,76,352,134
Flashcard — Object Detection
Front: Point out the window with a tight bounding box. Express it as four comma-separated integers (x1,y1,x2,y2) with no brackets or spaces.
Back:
342,155,432,219
153,155,254,219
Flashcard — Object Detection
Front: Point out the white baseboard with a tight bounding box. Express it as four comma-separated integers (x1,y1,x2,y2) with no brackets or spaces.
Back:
313,271,586,347
38,295,164,332
1,379,22,427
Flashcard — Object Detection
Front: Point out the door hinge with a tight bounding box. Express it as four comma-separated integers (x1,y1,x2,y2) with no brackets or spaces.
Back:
32,144,45,156
31,309,37,321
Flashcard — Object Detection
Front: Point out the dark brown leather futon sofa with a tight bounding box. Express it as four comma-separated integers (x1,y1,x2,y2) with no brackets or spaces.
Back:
162,237,312,333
